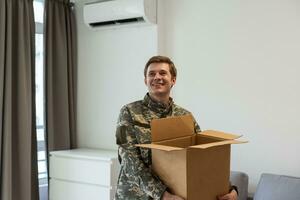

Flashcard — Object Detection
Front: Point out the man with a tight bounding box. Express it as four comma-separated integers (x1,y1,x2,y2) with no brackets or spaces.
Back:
115,56,238,200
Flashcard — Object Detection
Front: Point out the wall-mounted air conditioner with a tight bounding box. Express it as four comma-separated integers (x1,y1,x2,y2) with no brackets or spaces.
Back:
83,0,157,29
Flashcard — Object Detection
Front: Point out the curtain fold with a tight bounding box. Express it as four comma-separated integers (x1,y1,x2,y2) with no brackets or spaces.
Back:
44,0,77,152
0,0,39,200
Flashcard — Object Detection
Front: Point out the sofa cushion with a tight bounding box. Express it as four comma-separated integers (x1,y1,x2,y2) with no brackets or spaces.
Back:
254,173,300,200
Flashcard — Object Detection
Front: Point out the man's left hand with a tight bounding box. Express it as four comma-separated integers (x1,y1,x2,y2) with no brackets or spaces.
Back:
218,189,238,200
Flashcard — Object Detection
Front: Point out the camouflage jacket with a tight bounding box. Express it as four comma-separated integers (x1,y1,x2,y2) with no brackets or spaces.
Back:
115,93,201,200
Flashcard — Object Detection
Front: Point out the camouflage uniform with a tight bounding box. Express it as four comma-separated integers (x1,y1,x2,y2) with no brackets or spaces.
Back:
115,93,201,200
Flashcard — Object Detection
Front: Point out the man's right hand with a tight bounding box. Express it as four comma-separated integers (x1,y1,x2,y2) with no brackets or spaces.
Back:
162,191,185,200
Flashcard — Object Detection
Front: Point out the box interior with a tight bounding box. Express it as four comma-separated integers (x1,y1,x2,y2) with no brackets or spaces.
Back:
154,134,225,148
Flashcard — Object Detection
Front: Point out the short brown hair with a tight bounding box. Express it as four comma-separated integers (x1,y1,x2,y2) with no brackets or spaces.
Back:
144,55,177,78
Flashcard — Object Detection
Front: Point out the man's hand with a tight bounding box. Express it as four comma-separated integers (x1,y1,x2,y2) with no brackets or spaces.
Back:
218,189,238,200
162,191,185,200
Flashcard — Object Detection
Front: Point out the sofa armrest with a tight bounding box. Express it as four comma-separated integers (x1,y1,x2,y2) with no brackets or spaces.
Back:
230,171,249,200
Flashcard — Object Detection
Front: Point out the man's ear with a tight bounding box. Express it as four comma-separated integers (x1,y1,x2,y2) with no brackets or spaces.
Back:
144,77,147,85
171,77,176,87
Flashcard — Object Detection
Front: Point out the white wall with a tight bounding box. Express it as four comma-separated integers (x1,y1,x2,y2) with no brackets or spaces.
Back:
75,0,300,195
75,0,157,150
158,0,300,194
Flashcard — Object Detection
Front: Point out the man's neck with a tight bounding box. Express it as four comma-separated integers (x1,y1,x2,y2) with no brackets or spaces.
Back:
149,93,170,106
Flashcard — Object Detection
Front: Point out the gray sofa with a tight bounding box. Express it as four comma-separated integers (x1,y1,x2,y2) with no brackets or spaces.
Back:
230,172,300,200
253,173,300,200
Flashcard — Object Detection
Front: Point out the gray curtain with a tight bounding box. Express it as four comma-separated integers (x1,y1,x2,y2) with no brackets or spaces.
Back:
44,0,77,151
0,0,39,200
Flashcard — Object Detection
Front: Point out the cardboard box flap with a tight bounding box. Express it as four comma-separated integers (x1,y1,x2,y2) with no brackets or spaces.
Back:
200,130,241,140
190,140,248,149
151,114,195,142
136,144,183,151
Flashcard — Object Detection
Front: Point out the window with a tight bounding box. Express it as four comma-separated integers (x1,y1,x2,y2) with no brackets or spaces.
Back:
33,0,47,199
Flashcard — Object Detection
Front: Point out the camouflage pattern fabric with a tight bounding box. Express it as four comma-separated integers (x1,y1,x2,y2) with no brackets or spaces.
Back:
115,93,201,200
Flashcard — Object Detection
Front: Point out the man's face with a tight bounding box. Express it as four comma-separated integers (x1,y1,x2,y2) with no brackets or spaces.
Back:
144,62,176,98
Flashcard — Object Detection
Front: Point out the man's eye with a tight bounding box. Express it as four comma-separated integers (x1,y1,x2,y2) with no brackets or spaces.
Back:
148,73,155,77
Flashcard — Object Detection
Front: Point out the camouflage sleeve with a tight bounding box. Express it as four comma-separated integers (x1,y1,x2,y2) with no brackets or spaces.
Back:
116,106,167,200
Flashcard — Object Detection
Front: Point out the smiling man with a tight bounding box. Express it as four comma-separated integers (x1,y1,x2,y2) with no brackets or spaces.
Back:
144,61,176,105
115,56,238,200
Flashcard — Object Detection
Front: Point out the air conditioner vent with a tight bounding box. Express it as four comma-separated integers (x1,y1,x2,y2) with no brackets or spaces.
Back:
89,17,145,27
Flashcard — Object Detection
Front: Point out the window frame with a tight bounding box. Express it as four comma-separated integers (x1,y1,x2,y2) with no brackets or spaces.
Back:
34,0,47,187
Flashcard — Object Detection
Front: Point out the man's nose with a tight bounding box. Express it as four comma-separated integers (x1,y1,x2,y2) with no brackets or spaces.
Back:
154,73,162,80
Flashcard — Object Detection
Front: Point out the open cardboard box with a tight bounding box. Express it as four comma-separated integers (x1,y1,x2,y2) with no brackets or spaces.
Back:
137,114,247,200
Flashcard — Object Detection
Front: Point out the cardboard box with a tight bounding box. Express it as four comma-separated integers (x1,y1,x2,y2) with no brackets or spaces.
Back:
137,114,246,200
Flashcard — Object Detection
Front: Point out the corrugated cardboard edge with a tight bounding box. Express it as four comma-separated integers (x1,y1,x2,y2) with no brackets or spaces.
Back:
200,130,242,140
190,140,248,149
136,144,183,151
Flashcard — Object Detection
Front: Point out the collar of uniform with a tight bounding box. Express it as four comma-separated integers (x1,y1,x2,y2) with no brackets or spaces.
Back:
143,93,174,114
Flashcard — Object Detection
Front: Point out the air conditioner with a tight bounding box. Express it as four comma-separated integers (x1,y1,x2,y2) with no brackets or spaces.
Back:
83,0,157,29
